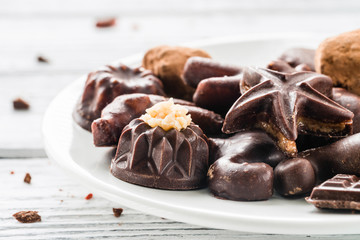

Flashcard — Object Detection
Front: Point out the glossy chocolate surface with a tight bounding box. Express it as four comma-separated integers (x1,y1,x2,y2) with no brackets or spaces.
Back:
279,48,316,71
91,93,223,147
73,64,165,131
111,119,209,190
267,59,312,73
306,174,360,210
274,158,316,197
207,130,285,201
223,67,353,145
183,56,242,88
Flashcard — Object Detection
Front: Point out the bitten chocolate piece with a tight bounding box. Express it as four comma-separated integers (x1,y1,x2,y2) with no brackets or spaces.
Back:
183,57,242,88
299,132,360,182
223,67,354,155
207,130,285,201
274,158,316,197
306,174,360,210
111,119,209,189
279,48,316,71
92,94,223,146
73,64,165,131
142,46,211,100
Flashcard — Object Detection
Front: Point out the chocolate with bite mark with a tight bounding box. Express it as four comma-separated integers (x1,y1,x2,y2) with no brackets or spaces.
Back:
223,67,354,155
306,174,360,210
111,119,209,190
92,94,223,147
207,130,285,201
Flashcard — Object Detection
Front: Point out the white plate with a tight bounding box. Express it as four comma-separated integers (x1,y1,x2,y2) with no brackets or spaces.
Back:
43,33,360,235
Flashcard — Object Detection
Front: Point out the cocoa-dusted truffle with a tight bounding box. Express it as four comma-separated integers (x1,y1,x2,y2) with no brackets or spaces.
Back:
111,119,209,189
73,64,165,131
92,93,223,147
315,29,360,95
142,45,211,100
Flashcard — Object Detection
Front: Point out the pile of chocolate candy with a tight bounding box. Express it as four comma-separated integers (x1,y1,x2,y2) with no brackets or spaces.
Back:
73,29,360,210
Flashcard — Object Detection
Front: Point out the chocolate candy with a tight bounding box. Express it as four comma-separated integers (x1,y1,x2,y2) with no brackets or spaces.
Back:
306,174,360,210
193,75,242,116
274,158,316,197
223,67,354,155
207,130,285,201
91,94,223,147
267,59,312,73
279,48,316,71
73,64,165,131
183,57,242,88
299,132,360,182
111,119,209,190
142,46,211,100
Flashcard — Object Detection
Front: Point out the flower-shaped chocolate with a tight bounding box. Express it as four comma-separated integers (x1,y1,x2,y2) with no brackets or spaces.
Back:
222,67,354,155
73,64,165,131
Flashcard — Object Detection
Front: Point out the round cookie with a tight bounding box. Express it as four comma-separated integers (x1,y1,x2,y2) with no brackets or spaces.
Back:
142,45,211,100
315,29,360,95
73,64,165,131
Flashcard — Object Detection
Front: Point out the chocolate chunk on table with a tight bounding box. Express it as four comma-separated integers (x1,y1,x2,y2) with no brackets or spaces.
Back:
13,98,30,110
306,174,360,210
13,211,41,223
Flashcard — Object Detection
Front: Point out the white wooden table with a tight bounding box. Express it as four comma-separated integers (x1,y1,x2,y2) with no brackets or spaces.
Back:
2,1,360,239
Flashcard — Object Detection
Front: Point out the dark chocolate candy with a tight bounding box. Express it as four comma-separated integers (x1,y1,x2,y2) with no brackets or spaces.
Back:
193,75,242,116
91,93,223,147
111,119,209,190
182,56,242,88
207,130,285,201
278,48,316,71
299,132,360,182
73,64,165,131
223,67,353,155
306,174,360,210
267,59,312,73
274,158,316,197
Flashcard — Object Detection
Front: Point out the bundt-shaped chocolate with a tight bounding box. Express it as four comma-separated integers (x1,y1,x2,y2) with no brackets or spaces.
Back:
92,93,224,147
73,64,165,131
111,118,209,190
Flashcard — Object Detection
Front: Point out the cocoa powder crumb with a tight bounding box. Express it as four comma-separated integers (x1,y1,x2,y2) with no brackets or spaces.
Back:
112,208,123,217
13,98,30,110
85,193,93,200
37,56,49,63
10,171,14,175
24,173,31,184
96,18,116,28
13,211,41,223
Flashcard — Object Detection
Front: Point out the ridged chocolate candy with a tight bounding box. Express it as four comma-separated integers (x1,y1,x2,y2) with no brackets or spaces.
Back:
111,119,209,189
92,94,224,147
73,64,165,131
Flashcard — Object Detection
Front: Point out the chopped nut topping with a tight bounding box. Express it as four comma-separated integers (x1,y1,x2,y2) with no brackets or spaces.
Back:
140,98,192,131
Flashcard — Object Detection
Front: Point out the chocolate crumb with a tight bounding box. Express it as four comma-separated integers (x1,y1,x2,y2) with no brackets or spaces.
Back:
131,23,139,31
13,211,41,223
37,56,49,63
60,200,63,203
13,98,30,110
85,193,93,200
24,173,31,184
112,208,123,217
96,18,116,28
10,171,14,175
59,188,63,192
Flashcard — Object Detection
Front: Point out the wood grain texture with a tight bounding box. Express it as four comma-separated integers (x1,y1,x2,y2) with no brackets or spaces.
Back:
1,159,360,239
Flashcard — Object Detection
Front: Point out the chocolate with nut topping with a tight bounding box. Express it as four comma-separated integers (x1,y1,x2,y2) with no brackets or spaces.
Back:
222,67,353,155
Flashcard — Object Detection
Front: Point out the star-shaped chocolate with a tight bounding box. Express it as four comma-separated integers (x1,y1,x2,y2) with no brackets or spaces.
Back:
222,67,354,155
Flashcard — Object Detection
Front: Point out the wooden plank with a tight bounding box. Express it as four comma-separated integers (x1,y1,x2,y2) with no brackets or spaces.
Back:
1,158,360,239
